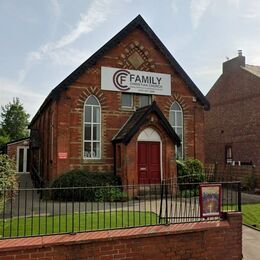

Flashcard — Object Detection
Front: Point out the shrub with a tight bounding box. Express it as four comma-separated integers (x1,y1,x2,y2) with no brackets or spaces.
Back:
177,188,199,198
242,173,257,191
176,159,205,194
0,155,17,209
177,159,205,183
49,170,122,202
94,187,127,202
51,170,121,187
0,154,17,190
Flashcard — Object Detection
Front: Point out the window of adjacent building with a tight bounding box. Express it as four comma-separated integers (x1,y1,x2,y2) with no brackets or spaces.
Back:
83,95,101,159
139,94,152,107
121,93,133,108
169,101,184,159
225,145,232,164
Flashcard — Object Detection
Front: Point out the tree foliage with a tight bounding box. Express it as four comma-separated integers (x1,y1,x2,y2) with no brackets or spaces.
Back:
0,154,17,190
0,132,10,153
0,154,17,208
0,98,30,142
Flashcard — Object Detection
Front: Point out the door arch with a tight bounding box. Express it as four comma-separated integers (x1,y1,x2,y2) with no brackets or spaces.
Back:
137,128,162,184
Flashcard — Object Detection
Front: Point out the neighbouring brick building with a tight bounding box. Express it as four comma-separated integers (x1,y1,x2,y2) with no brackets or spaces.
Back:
205,51,260,186
6,137,30,173
29,15,209,185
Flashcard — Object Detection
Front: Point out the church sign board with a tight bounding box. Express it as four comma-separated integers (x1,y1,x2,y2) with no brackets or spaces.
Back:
199,184,221,218
101,67,171,96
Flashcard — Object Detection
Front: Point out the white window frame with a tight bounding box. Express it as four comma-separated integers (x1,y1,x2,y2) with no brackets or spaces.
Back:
16,146,29,173
169,101,184,159
139,94,152,107
225,145,233,165
121,93,133,109
83,95,101,159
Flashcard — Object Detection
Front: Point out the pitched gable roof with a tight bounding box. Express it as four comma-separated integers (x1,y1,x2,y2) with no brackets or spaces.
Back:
6,137,30,146
242,64,260,78
30,15,209,127
112,101,181,146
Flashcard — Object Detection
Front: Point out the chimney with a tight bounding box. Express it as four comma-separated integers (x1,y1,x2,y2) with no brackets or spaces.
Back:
222,50,245,74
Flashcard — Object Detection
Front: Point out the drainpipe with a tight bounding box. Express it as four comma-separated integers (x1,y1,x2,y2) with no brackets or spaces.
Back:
113,142,116,175
193,106,196,158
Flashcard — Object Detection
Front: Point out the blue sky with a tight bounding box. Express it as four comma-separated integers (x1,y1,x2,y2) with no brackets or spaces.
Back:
0,0,260,118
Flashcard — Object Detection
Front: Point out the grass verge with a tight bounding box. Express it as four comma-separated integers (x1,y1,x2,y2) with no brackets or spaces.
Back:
223,203,260,229
241,204,260,229
0,211,158,238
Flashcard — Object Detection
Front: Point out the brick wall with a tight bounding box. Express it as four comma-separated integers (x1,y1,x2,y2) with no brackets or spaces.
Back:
30,26,206,183
0,212,242,260
7,140,29,161
214,164,260,188
7,139,29,172
205,56,260,167
7,143,17,161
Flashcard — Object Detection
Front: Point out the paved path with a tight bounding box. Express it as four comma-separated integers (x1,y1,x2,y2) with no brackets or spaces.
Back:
5,175,260,259
242,193,260,204
243,225,260,260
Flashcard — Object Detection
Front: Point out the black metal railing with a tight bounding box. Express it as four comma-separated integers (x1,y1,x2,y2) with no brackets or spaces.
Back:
159,179,241,224
0,180,241,239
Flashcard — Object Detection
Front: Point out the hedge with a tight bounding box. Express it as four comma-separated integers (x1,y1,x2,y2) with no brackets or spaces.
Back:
49,170,125,202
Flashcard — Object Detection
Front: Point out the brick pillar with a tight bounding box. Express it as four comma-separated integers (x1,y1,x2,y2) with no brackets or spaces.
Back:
227,212,243,259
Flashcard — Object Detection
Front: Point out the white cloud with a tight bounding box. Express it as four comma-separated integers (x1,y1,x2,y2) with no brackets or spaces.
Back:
50,0,61,18
227,0,240,8
241,1,260,20
0,78,46,118
190,0,212,29
47,47,92,67
239,41,260,65
19,0,116,83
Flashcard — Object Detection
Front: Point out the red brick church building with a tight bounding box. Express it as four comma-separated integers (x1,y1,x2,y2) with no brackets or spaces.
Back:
29,15,209,185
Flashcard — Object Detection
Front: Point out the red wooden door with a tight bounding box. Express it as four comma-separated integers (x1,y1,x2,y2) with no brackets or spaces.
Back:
138,142,161,184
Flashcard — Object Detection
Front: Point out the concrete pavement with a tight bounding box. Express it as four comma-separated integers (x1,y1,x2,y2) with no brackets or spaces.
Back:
243,225,260,260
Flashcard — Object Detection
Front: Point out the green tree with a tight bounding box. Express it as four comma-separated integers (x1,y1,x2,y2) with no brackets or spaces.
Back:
0,132,10,154
0,154,17,210
0,98,30,142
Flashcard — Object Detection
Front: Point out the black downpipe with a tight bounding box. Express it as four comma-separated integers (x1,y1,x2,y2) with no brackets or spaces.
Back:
113,142,116,175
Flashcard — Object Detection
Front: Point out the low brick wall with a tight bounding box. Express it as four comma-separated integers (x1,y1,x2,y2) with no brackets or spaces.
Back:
0,212,242,260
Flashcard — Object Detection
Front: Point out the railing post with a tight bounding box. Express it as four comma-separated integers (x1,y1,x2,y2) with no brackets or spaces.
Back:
72,186,75,234
159,180,164,223
238,182,241,212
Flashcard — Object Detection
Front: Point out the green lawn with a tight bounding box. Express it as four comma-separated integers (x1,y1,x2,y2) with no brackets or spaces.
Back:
223,203,260,229
0,211,158,238
242,204,260,229
1,204,259,239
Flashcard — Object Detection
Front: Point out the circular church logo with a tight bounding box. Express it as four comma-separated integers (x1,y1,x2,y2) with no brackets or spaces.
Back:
113,69,130,91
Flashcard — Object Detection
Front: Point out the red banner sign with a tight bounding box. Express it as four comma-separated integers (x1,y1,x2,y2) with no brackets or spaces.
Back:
58,152,68,159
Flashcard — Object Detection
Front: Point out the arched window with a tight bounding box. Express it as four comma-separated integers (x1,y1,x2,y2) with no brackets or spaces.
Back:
169,102,183,159
83,95,101,159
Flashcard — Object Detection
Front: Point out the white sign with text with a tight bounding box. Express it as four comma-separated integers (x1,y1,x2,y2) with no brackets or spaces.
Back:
101,67,171,96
